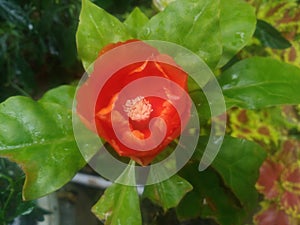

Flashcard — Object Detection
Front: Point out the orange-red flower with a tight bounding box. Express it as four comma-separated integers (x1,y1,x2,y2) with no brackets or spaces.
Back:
76,40,191,166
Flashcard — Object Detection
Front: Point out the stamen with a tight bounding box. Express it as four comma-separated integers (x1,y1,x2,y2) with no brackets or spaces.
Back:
124,96,153,121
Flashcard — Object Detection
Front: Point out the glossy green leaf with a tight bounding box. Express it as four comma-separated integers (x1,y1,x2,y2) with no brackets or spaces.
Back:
139,0,222,69
218,0,256,67
0,85,85,200
219,57,300,109
254,19,291,49
143,175,193,212
182,136,266,224
124,7,149,38
92,163,142,225
76,0,131,70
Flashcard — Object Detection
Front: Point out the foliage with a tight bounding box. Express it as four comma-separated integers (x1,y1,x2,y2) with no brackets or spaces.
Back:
219,57,300,109
230,1,300,224
0,158,48,225
92,162,142,225
0,0,300,225
0,0,83,101
244,0,300,67
0,85,85,200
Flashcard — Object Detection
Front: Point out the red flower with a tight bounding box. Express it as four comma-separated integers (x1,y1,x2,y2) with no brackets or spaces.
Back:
76,40,191,166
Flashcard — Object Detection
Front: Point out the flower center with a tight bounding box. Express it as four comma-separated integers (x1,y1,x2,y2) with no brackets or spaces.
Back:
124,96,153,121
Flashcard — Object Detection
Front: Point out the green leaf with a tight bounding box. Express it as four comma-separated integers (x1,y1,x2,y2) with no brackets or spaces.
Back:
93,184,141,225
188,76,211,126
40,85,76,108
124,7,149,38
219,57,300,109
175,190,203,220
211,136,266,211
254,19,291,49
143,175,193,212
222,96,243,109
92,162,142,225
181,136,266,224
76,0,131,70
218,0,256,67
178,165,247,225
139,0,222,69
0,85,85,200
204,136,265,209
